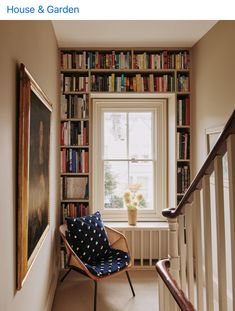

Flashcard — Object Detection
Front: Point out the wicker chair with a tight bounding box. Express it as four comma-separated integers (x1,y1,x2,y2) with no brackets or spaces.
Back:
59,224,135,311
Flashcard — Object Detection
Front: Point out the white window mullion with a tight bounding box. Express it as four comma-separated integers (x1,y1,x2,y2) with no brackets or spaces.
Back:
127,112,130,186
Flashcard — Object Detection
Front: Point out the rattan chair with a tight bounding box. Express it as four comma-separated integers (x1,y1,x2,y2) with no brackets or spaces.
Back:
59,224,135,311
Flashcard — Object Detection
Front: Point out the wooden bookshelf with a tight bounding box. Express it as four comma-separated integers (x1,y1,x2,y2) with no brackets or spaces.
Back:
59,47,191,223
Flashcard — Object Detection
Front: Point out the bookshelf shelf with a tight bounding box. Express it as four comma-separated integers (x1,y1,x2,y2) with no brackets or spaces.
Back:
61,199,89,203
177,125,190,129
61,69,89,73
61,173,89,176
61,118,89,122
60,145,89,148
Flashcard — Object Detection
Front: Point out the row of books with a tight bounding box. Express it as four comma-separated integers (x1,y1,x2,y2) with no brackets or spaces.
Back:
60,50,189,70
133,51,189,70
177,75,190,92
91,74,175,92
61,203,89,222
61,121,89,146
177,132,190,160
61,176,89,200
87,51,132,70
61,51,87,70
61,148,89,173
61,94,88,119
177,165,190,193
63,75,89,93
177,97,190,126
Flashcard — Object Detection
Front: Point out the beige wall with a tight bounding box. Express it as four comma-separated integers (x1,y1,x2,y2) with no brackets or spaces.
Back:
192,20,235,175
0,21,60,311
192,21,235,306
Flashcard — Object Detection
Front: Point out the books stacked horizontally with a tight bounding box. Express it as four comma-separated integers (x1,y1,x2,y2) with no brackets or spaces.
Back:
61,177,89,200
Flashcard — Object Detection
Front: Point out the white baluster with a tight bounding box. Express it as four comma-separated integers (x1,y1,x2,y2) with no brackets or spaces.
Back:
168,217,180,284
185,204,194,305
227,134,235,311
194,190,204,311
202,175,214,311
214,155,227,311
179,214,186,293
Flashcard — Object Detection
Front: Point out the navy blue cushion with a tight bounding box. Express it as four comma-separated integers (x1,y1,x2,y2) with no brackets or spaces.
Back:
66,211,130,276
84,248,130,276
66,211,110,263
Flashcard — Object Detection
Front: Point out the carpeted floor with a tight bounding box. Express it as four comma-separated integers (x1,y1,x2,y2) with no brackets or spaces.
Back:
52,270,159,311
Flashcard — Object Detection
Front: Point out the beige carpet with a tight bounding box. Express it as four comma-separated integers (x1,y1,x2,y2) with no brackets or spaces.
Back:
52,270,159,311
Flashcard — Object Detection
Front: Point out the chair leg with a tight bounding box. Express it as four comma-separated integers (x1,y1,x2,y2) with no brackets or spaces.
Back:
94,280,97,311
60,268,72,283
126,271,135,296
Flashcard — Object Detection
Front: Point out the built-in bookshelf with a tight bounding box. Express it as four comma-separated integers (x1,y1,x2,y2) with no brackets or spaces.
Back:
59,48,191,266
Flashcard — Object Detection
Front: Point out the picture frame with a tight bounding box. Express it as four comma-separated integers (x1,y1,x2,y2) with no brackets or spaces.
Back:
205,125,228,185
205,125,224,154
17,64,52,290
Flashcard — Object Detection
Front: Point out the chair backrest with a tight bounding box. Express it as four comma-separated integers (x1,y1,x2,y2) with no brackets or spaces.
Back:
59,224,67,238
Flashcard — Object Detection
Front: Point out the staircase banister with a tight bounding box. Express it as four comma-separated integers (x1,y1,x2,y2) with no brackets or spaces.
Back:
163,109,235,219
156,259,195,311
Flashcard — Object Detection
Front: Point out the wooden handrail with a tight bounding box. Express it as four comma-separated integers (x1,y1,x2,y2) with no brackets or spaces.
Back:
156,259,195,311
163,109,235,218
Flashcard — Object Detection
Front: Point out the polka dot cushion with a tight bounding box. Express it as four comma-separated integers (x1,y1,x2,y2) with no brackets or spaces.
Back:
66,211,130,276
66,211,110,263
84,248,130,277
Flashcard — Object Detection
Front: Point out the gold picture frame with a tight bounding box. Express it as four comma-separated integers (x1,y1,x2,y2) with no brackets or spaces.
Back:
17,64,52,290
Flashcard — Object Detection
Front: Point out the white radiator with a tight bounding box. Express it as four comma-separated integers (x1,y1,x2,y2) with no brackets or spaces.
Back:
106,222,169,269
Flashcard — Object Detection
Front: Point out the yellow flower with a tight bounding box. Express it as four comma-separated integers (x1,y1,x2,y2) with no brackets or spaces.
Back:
123,184,144,210
123,191,131,199
136,193,143,202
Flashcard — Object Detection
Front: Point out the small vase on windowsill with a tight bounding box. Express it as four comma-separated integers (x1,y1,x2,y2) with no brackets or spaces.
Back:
128,208,137,226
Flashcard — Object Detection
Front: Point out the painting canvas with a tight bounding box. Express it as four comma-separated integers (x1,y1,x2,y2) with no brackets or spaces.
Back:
17,64,52,289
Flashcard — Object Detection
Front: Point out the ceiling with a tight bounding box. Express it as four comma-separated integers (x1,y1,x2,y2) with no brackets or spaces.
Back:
52,21,218,48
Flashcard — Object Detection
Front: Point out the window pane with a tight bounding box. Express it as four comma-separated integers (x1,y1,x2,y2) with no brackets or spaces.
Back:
104,161,128,209
104,112,127,159
129,112,152,159
129,161,154,210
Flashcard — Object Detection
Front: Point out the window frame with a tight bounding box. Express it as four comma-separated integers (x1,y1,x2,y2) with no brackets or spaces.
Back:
92,97,167,221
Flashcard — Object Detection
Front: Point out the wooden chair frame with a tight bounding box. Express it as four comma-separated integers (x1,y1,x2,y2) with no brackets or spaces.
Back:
59,224,135,311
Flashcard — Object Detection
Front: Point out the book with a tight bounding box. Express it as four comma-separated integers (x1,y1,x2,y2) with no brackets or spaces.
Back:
64,177,88,199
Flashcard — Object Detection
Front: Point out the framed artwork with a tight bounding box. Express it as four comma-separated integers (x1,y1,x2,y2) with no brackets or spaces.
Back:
206,125,224,154
17,64,52,289
205,125,228,185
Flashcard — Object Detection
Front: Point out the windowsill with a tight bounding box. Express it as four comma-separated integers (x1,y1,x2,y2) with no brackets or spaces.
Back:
104,221,168,230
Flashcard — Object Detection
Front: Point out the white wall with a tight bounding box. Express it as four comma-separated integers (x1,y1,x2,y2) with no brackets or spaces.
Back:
0,21,60,311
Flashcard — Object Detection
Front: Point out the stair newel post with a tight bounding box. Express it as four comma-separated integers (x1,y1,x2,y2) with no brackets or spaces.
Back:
168,217,180,283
